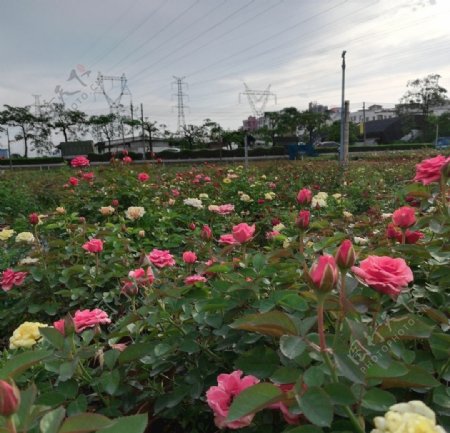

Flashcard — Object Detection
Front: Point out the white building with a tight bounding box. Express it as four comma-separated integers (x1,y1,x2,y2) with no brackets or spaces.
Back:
349,105,396,123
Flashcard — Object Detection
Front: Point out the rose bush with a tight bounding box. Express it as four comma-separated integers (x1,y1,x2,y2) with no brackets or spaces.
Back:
0,151,448,433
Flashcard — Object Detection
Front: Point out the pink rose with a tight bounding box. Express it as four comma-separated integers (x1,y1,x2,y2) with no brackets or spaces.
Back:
404,229,424,244
266,230,280,239
335,240,356,269
184,274,207,285
82,238,103,253
413,154,450,185
216,204,235,215
309,255,338,293
138,172,149,182
128,267,154,285
201,225,213,240
392,206,416,228
206,370,259,429
352,255,413,296
171,189,180,197
122,156,132,164
295,210,310,230
53,318,66,336
1,269,27,292
232,223,255,244
69,177,79,186
147,249,175,268
70,156,90,167
268,384,302,425
219,234,238,245
182,251,197,264
73,308,111,333
110,343,127,352
82,172,94,182
297,188,312,205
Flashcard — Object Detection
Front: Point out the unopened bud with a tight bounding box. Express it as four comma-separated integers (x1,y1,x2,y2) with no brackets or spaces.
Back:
0,380,20,416
309,255,338,293
335,240,356,269
295,210,310,231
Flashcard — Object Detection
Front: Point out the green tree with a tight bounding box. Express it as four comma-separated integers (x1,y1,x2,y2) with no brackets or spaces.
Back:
89,113,116,149
181,124,207,150
400,74,448,117
0,105,38,158
298,110,329,144
50,103,88,142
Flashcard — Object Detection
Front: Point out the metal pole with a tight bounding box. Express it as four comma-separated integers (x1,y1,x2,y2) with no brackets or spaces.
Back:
130,103,135,140
6,128,12,169
344,100,350,166
244,134,249,170
363,101,366,145
435,121,439,147
339,50,346,164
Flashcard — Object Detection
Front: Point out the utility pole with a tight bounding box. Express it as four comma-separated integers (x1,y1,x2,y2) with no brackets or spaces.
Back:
343,100,350,166
6,128,12,169
130,102,135,140
140,103,145,144
339,50,346,165
363,101,366,145
435,121,439,147
244,134,249,170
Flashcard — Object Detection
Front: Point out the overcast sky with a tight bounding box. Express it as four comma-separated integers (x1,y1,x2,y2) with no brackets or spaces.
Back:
1,0,449,145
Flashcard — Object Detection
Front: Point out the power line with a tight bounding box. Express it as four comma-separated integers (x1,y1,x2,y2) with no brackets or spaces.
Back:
129,0,258,82
109,0,227,73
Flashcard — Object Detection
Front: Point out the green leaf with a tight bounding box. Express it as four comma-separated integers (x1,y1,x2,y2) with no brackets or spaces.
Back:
0,349,52,379
381,365,440,388
362,389,396,411
235,346,279,378
99,370,120,395
334,350,365,384
59,360,78,382
281,426,323,433
280,336,307,359
277,293,308,312
374,315,434,342
40,407,66,433
298,387,333,427
231,311,298,337
118,343,155,364
16,384,37,432
40,327,65,350
303,366,324,387
227,383,284,423
97,414,148,433
58,413,113,433
252,253,266,272
324,383,357,406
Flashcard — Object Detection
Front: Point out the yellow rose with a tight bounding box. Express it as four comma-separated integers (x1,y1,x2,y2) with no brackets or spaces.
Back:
0,229,15,241
125,207,145,221
10,322,48,349
15,232,35,244
223,178,231,184
55,207,66,214
371,401,445,433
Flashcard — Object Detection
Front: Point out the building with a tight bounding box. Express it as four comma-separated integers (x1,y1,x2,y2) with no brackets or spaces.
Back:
242,115,266,131
58,141,94,159
95,136,172,155
349,105,396,123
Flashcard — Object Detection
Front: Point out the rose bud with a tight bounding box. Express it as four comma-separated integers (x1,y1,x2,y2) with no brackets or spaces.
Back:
335,239,356,269
28,213,40,225
295,210,310,230
201,225,212,240
189,223,196,231
138,230,146,238
309,255,338,293
0,380,20,417
297,188,312,205
111,199,119,207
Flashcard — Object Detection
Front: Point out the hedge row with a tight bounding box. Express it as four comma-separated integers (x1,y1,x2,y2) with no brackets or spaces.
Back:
0,143,436,166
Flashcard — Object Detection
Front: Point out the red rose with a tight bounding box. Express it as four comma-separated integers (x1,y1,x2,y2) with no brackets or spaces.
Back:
0,380,20,416
297,188,312,205
1,269,27,292
182,251,197,264
232,223,255,244
138,172,150,182
82,239,103,253
70,156,90,167
28,212,40,225
352,255,413,296
73,308,111,333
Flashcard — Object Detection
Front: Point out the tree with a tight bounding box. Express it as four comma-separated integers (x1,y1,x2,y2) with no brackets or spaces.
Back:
298,110,329,144
323,120,358,145
400,74,448,117
89,114,116,149
50,103,87,142
0,105,37,158
181,124,207,150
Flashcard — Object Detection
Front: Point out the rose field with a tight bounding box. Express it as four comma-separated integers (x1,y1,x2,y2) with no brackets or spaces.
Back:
0,151,449,433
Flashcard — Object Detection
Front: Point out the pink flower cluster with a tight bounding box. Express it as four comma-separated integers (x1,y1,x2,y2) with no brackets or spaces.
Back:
206,370,259,429
147,249,176,268
70,156,90,168
54,308,111,335
1,269,27,292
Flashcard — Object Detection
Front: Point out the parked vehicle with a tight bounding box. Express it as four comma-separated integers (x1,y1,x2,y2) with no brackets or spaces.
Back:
436,137,450,149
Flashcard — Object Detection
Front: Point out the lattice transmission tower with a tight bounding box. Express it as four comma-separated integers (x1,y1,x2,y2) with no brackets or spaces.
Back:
96,73,132,116
239,83,277,117
172,76,189,133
